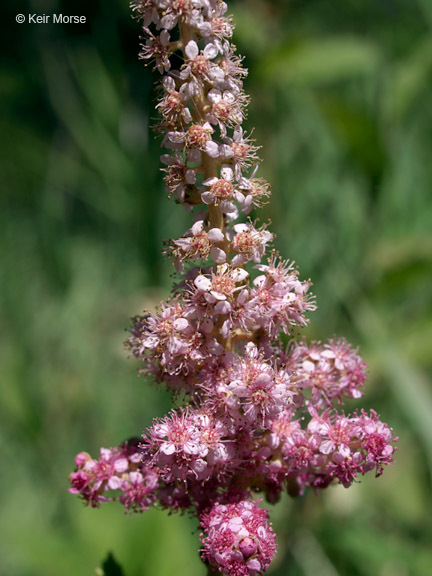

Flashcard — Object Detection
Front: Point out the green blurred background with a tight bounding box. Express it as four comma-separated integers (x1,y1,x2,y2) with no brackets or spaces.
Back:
1,0,432,574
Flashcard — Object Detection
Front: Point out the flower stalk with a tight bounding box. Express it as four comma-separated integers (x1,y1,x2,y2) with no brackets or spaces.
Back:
69,2,397,575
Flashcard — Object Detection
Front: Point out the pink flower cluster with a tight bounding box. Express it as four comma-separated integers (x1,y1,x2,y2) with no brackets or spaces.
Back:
285,337,367,408
201,500,277,576
69,442,159,512
69,2,397,574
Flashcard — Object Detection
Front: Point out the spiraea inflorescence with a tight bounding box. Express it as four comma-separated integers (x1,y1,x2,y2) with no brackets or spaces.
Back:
69,2,396,574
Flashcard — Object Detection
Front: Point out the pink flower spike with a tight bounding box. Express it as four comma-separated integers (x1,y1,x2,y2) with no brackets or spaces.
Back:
70,3,397,574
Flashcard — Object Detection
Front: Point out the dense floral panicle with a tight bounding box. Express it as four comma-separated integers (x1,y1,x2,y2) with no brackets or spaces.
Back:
142,408,236,484
69,444,159,511
286,337,367,407
70,2,396,575
249,258,316,337
200,500,277,576
199,343,293,428
280,408,397,490
126,300,224,389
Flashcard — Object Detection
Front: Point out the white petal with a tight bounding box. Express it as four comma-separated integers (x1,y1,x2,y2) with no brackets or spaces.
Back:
242,195,253,214
320,440,334,455
200,319,214,333
210,247,227,263
203,176,218,186
129,471,143,485
233,126,243,141
160,154,176,166
225,207,239,222
221,319,231,338
211,290,227,301
201,191,214,204
231,254,247,267
185,40,199,60
239,177,252,190
204,292,217,304
189,78,202,96
214,300,231,314
173,238,191,250
232,267,249,282
187,149,201,163
168,131,186,144
198,22,212,36
107,476,122,490
191,220,204,235
207,88,222,104
114,458,128,473
223,90,236,103
179,66,191,80
205,141,220,158
203,43,218,59
182,108,192,123
194,275,212,291
210,67,225,82
220,165,234,180
161,442,176,455
220,201,236,214
160,30,171,45
237,289,249,303
163,76,176,91
219,144,234,158
253,274,266,287
208,228,224,242
247,559,261,572
322,350,336,359
185,169,197,184
234,191,245,203
161,14,177,29
209,341,224,355
302,360,315,373
174,318,189,331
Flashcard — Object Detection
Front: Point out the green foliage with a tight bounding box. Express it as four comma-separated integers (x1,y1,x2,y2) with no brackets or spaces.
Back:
1,0,431,575
99,553,126,576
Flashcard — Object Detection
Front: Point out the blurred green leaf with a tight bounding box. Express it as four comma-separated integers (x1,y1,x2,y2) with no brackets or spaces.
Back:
384,38,432,120
258,37,382,86
70,48,122,130
365,235,432,275
319,96,387,181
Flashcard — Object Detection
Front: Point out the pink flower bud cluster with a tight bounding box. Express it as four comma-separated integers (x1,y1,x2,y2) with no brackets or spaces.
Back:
69,2,397,574
200,500,277,576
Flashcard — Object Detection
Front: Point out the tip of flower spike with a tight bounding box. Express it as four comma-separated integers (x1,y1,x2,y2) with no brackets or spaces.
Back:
200,499,277,576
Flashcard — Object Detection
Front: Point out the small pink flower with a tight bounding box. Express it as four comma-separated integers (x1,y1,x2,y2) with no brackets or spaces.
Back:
201,165,245,208
139,28,172,73
229,222,273,266
168,219,226,268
